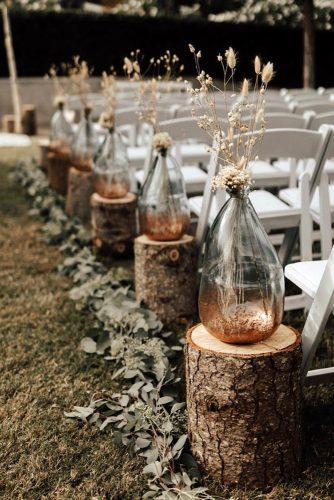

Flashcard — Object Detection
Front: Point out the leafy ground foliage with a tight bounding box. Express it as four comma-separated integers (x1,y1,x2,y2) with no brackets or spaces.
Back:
1,162,334,499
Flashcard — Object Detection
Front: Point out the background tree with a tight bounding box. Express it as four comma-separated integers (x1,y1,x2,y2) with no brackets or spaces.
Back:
303,0,315,88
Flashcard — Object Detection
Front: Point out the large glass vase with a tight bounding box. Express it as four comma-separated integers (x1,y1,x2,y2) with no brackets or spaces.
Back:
199,191,284,344
138,150,190,241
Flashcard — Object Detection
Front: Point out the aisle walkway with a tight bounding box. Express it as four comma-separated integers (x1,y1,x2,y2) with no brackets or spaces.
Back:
0,166,145,499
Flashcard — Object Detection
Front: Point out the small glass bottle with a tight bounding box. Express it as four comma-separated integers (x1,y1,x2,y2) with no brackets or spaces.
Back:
138,135,190,241
71,105,98,172
93,121,130,199
198,188,284,344
50,97,73,158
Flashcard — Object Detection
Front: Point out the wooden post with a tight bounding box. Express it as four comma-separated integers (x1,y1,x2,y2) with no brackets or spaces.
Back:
47,152,71,196
1,4,22,133
134,234,197,323
66,167,93,225
21,104,37,136
91,192,137,256
186,323,302,489
2,114,15,133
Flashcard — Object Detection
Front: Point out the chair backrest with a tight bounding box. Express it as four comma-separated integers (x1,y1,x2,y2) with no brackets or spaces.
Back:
306,111,334,130
264,112,309,129
293,101,334,115
160,116,228,143
195,126,333,247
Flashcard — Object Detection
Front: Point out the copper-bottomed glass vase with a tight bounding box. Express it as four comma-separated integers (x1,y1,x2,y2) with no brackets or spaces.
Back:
93,128,130,199
71,106,98,172
50,101,73,157
199,190,284,344
138,148,190,241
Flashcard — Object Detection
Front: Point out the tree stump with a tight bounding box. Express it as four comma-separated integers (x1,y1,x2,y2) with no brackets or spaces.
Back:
66,167,93,226
2,114,15,133
38,138,50,172
186,323,302,489
91,192,137,257
134,234,197,323
21,105,37,135
47,152,71,196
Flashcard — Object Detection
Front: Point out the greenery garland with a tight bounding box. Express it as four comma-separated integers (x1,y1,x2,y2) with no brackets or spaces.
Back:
11,161,213,500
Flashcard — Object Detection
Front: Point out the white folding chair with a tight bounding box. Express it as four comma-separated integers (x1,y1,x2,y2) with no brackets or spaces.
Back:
192,127,333,277
292,101,334,115
285,246,334,385
279,127,334,259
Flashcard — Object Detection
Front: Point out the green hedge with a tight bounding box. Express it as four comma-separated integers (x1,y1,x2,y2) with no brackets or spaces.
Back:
0,10,333,87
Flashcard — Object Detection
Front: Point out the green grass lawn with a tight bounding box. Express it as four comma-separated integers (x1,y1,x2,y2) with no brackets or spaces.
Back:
0,164,333,499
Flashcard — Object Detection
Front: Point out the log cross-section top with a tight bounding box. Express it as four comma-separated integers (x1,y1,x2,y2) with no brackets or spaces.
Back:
188,323,300,358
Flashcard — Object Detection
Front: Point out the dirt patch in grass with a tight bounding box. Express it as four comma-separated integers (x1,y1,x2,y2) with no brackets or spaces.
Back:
0,164,333,499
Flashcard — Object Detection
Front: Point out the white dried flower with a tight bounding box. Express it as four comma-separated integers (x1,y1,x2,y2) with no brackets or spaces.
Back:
254,56,261,75
188,44,196,53
153,132,172,152
99,111,114,130
262,62,274,84
53,94,67,107
241,78,249,97
226,47,236,69
212,165,251,192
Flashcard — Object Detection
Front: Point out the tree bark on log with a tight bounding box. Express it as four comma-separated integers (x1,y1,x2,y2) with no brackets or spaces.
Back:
47,152,71,196
66,167,93,226
21,104,37,136
186,323,302,489
91,192,137,257
134,234,197,323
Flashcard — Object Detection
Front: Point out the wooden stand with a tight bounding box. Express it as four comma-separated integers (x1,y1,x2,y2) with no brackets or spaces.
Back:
38,138,50,172
47,152,71,195
21,105,37,135
66,167,93,226
2,114,15,133
134,234,197,323
186,323,302,489
91,192,137,256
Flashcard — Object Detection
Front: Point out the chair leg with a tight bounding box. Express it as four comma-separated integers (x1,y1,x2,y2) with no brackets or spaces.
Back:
278,227,299,267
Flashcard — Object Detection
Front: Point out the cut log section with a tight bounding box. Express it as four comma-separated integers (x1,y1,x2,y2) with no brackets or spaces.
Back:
21,104,37,136
2,114,15,133
47,152,71,196
134,234,197,323
91,192,137,257
38,138,50,172
186,323,302,489
66,167,93,226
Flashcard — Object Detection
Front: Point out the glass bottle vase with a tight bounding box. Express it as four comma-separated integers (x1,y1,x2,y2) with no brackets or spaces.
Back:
50,102,73,158
93,128,130,199
199,191,284,344
71,107,98,172
138,149,190,241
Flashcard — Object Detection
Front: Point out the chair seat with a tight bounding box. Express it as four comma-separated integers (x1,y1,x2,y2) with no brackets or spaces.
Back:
0,133,32,148
285,260,327,298
279,185,334,215
190,190,301,230
249,160,289,187
136,166,207,194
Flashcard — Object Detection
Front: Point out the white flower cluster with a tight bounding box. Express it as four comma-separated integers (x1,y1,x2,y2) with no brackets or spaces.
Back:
152,132,172,151
212,165,252,192
98,111,114,130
